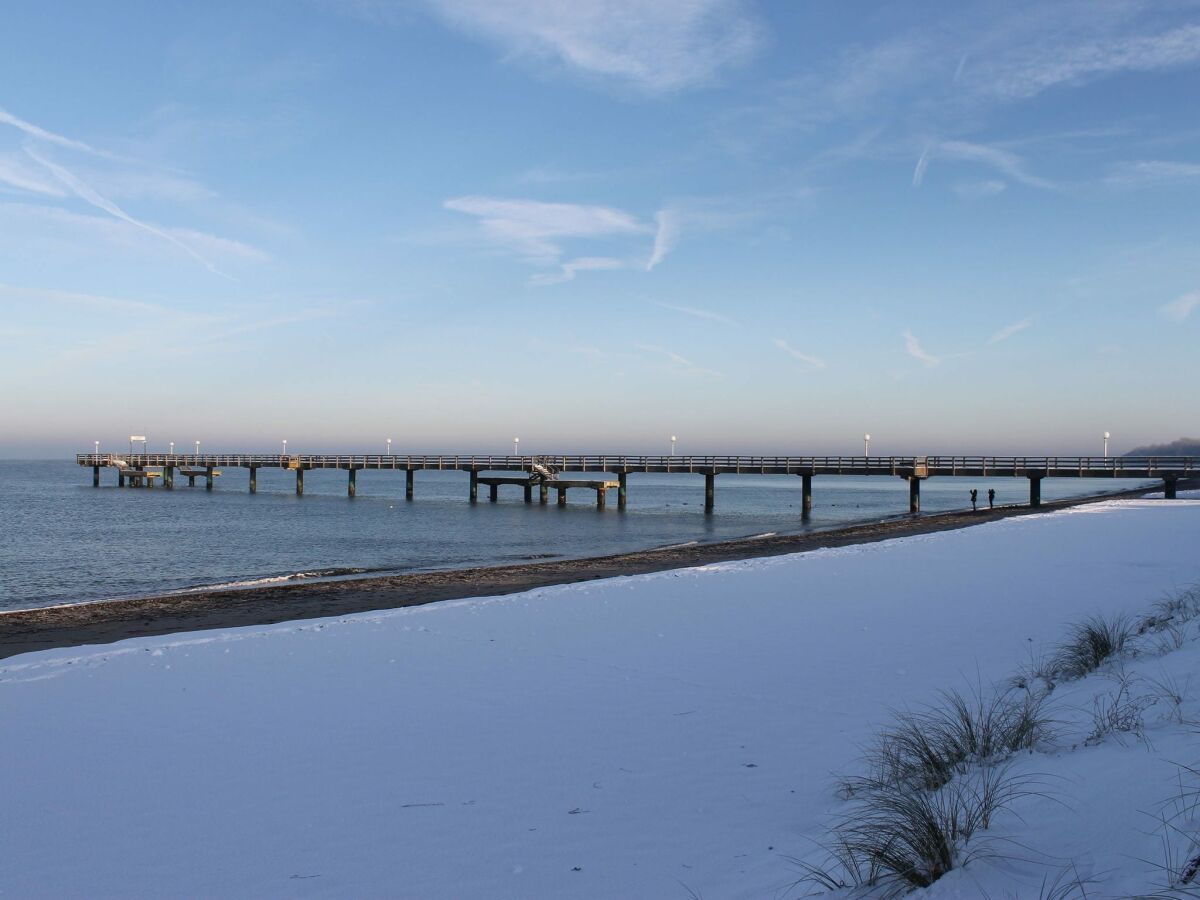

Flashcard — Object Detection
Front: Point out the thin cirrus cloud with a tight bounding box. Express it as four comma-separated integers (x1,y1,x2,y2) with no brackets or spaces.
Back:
421,0,763,93
987,317,1032,344
972,22,1200,102
772,339,826,369
652,301,737,327
913,140,1056,191
0,106,265,275
25,147,226,276
902,329,939,366
1161,291,1199,322
634,343,721,378
445,195,680,284
1105,160,1200,187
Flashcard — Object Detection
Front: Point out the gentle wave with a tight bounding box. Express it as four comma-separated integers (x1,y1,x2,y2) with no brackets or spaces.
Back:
166,566,391,594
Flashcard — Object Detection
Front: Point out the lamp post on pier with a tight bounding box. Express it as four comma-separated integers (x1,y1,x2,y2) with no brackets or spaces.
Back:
194,440,200,457
386,438,392,456
864,434,871,457
1103,432,1110,458
513,437,520,457
671,435,677,456
282,439,288,456
94,440,99,455
169,441,174,455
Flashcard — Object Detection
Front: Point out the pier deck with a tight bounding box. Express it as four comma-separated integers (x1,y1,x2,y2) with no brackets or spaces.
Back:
77,453,1198,514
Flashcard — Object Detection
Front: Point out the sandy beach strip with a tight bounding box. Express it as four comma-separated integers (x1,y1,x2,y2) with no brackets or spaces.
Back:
0,484,1172,659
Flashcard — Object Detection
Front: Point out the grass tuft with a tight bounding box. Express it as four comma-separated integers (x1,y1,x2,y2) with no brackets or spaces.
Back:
801,765,1035,896
1050,614,1133,681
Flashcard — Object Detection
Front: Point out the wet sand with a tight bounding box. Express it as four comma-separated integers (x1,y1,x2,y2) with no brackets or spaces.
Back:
0,485,1172,660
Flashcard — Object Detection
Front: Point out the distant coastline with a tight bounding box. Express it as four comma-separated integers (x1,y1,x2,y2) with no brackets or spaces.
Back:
0,481,1178,661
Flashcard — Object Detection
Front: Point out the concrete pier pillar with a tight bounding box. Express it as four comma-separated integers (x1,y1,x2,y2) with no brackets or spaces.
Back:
557,486,567,506
704,471,715,514
524,482,533,503
188,475,195,487
206,467,215,491
469,470,478,503
540,482,549,504
405,469,414,501
908,477,921,514
801,474,812,516
118,471,125,488
618,472,627,511
93,465,100,487
1029,476,1042,508
249,467,257,493
296,468,304,496
1164,477,1178,500
596,486,606,510
163,466,174,489
348,468,357,497
489,483,498,503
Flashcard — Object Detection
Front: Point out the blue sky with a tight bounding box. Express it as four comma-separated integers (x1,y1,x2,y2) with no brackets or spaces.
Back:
1,0,1198,456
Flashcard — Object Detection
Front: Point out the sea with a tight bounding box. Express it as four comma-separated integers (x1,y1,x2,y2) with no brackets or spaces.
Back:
0,459,1141,612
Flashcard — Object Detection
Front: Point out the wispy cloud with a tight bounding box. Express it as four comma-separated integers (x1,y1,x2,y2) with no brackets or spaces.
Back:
1105,160,1200,187
421,0,763,93
528,255,623,286
0,106,114,158
987,317,1032,344
444,195,649,262
772,338,826,369
916,140,1057,191
0,151,69,197
973,23,1200,102
25,148,226,276
652,301,737,326
1161,290,1200,322
647,209,680,270
634,343,721,377
902,329,939,366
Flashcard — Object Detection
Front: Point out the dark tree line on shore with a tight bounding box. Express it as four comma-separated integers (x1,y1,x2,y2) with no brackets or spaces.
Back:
1124,437,1200,456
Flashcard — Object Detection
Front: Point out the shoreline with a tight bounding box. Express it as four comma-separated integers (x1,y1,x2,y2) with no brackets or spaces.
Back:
0,484,1173,660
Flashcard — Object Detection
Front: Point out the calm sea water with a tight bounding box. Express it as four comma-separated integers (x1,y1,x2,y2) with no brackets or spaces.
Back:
0,459,1140,611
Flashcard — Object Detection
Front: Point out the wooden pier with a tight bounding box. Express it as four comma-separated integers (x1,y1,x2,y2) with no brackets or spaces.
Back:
77,453,1198,515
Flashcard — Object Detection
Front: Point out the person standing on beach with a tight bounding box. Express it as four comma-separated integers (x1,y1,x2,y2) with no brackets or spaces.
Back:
970,489,978,511
988,488,995,509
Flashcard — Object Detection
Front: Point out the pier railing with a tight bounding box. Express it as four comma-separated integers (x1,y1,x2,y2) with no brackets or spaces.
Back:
76,452,1200,477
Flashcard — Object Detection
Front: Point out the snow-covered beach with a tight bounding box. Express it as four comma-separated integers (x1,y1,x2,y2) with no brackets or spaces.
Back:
2,497,1198,898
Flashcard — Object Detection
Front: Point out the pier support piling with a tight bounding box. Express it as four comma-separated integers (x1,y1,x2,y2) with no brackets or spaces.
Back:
801,474,812,517
206,467,215,491
704,471,715,514
540,482,549,504
405,469,414,501
1164,477,1178,500
489,483,498,503
618,472,627,511
163,466,173,489
348,468,357,497
908,476,922,514
118,471,125,488
295,468,304,496
596,486,606,510
469,470,478,503
249,467,257,493
557,486,567,506
524,482,533,503
93,465,100,487
1028,475,1042,508
188,474,195,487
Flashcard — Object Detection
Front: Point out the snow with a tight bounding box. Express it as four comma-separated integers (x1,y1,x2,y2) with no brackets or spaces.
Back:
1,498,1199,898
